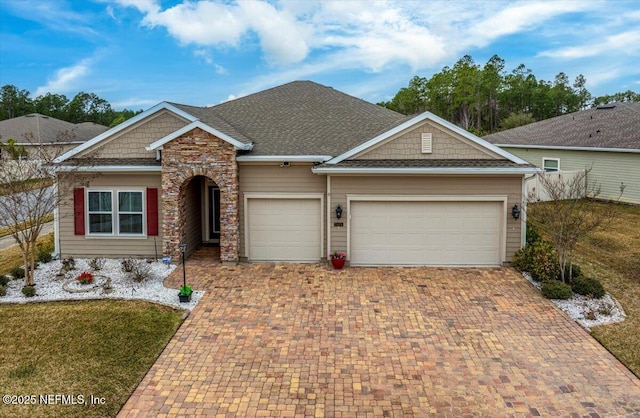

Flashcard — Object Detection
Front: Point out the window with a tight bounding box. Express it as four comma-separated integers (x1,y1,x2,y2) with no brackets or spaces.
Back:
543,158,560,172
118,191,143,234
86,190,145,235
88,191,113,234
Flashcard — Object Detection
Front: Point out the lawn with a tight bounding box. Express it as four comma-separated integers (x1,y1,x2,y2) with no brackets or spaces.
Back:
0,232,54,275
0,300,184,417
529,200,640,378
571,201,640,378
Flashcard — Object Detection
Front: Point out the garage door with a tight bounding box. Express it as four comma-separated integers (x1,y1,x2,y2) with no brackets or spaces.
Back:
247,198,321,261
350,200,502,266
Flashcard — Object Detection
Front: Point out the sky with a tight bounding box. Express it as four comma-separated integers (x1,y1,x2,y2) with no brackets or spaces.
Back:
1,0,639,111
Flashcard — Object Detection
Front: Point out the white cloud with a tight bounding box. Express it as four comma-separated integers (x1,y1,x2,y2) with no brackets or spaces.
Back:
539,30,640,59
35,58,93,96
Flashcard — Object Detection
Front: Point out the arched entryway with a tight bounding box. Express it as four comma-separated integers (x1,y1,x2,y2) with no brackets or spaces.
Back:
181,175,221,257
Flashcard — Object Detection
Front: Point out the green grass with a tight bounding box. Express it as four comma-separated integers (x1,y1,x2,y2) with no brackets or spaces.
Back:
530,200,640,378
0,300,184,417
0,232,54,275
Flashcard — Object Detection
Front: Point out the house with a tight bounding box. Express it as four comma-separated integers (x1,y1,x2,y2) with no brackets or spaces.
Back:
53,81,537,266
484,103,640,204
0,113,108,160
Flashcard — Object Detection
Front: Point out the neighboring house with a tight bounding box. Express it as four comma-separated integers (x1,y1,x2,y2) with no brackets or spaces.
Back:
53,81,536,266
484,103,640,204
0,113,108,160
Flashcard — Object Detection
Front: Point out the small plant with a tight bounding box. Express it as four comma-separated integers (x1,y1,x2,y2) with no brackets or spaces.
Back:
572,276,605,299
88,257,105,271
512,241,559,282
131,260,151,282
9,266,25,279
37,246,53,263
330,251,347,260
61,257,76,272
179,285,193,296
583,307,597,321
76,271,94,285
121,258,135,273
22,285,36,297
562,263,582,282
0,285,6,297
541,280,573,300
0,275,10,286
598,302,615,316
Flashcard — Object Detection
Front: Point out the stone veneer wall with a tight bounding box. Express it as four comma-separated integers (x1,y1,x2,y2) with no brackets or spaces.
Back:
161,128,239,263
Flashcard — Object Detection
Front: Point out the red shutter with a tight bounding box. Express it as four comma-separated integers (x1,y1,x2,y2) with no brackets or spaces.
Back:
147,188,159,236
73,188,85,235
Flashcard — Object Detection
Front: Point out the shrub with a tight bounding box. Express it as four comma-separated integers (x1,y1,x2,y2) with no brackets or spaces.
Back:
22,286,36,297
10,266,25,279
0,275,10,286
76,271,94,285
37,247,53,263
88,257,105,271
572,276,605,299
121,258,135,273
562,264,583,282
61,257,75,272
541,280,573,300
131,260,151,282
0,285,6,297
512,241,559,282
526,223,542,246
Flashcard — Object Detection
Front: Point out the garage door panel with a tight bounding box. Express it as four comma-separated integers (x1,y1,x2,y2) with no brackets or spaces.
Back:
248,198,321,261
351,201,501,266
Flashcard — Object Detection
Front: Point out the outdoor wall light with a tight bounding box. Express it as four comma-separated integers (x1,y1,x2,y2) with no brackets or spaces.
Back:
511,204,520,220
335,204,343,219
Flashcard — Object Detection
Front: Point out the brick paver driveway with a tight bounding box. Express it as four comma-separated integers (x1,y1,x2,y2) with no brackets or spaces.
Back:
120,260,640,417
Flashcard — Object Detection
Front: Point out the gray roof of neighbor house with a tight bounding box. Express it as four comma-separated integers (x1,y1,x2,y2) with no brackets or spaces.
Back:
483,102,640,150
171,81,409,156
0,113,109,145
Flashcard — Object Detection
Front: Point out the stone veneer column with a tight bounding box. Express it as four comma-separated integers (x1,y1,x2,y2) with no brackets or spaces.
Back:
161,128,239,263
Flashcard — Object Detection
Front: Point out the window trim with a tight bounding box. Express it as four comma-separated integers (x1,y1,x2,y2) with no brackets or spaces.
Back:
86,188,146,237
542,158,560,172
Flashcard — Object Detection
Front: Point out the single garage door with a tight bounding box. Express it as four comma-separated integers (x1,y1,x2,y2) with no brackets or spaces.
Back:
350,200,502,266
247,198,321,261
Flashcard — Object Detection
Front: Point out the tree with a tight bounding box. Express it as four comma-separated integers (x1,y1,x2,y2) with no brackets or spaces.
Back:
499,112,535,130
593,90,640,106
0,85,34,120
0,132,98,287
1,138,28,160
34,92,69,120
66,92,115,126
525,168,623,283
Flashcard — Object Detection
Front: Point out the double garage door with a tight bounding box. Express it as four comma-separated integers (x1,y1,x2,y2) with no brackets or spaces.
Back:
350,200,502,266
246,197,502,266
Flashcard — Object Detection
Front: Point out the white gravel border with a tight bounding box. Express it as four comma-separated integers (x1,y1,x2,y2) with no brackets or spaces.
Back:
522,272,626,330
0,258,204,310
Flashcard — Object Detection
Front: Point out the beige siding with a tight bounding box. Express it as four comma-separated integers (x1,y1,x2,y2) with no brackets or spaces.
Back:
503,147,640,204
328,175,523,264
80,111,189,159
238,163,326,257
58,173,163,258
356,121,500,160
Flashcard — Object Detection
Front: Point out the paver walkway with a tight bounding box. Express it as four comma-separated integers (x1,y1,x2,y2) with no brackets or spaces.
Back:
119,252,640,417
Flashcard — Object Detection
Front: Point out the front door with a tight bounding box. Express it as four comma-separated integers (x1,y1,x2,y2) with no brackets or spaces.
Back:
207,185,220,243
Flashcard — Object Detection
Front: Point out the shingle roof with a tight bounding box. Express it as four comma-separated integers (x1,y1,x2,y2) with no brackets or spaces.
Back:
483,102,640,150
0,114,109,145
171,81,408,155
317,159,532,169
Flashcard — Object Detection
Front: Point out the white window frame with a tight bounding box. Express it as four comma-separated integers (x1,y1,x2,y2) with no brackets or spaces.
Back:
86,189,146,237
117,190,146,236
542,158,560,172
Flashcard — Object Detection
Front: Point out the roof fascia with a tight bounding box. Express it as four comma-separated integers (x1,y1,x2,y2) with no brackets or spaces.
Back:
53,102,197,163
496,144,640,153
146,120,253,151
327,111,529,165
312,166,541,175
236,155,332,162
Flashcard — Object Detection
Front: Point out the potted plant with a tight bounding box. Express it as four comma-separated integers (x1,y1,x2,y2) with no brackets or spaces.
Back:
330,251,347,270
178,285,193,303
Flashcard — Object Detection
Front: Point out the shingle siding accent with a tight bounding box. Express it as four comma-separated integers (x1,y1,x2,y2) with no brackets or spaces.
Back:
356,122,498,160
161,127,239,263
93,111,188,159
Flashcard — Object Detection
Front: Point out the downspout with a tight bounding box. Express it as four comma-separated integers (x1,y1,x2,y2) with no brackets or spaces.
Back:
326,174,331,261
522,173,537,247
53,180,60,257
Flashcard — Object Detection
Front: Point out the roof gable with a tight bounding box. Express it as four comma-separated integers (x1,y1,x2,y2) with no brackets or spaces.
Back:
146,120,253,151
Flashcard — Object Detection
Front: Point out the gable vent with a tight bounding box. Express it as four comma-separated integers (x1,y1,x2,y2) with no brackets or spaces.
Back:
421,133,433,154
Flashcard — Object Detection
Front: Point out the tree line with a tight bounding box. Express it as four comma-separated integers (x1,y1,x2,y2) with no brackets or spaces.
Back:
378,54,640,135
0,85,141,128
